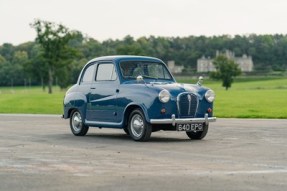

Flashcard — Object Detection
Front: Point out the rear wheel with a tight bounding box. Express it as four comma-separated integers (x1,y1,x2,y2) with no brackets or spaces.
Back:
70,110,89,136
128,109,152,141
186,124,209,140
123,127,130,135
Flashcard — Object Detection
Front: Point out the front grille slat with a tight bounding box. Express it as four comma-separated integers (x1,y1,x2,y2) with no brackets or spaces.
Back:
177,93,198,118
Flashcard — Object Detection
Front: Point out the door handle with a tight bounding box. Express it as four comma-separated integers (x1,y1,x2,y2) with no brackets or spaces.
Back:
91,87,96,90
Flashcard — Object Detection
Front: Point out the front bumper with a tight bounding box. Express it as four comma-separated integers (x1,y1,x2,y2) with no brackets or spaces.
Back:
150,113,216,126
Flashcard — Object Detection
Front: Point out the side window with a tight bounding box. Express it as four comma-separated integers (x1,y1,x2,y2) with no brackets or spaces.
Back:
96,63,117,81
81,64,95,83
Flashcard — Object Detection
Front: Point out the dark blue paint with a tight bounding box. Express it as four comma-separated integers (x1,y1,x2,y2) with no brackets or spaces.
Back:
63,56,215,129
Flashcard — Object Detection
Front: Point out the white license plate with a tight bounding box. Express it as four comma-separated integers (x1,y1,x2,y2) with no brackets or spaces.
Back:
176,123,204,132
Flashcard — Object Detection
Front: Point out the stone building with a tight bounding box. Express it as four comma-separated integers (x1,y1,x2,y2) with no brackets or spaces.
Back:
197,50,253,72
167,60,184,74
197,56,216,72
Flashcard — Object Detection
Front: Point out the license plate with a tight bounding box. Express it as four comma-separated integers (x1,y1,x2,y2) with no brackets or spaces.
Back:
176,123,204,132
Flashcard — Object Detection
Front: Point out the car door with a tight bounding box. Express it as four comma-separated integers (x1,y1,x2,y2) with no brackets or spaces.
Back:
78,62,96,120
86,62,120,123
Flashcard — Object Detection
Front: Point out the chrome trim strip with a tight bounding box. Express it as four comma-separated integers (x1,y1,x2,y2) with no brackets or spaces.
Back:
188,94,191,115
150,113,216,126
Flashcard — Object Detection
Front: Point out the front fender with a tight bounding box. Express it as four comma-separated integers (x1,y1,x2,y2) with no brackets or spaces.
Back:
123,102,151,123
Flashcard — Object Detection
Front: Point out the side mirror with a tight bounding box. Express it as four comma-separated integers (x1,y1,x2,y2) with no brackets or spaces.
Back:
197,76,204,86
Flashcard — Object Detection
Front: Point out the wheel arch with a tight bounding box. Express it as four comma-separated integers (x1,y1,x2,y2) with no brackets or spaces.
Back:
63,92,87,119
67,108,77,118
123,104,150,127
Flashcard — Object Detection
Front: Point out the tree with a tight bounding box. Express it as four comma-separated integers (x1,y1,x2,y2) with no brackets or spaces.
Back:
30,19,79,93
3,33,287,88
116,35,143,55
0,55,6,65
210,55,241,90
24,44,48,90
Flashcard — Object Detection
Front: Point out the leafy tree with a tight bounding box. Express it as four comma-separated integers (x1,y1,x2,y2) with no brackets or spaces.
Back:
12,51,29,85
0,55,8,86
30,19,80,93
81,38,103,59
24,44,48,90
0,43,14,62
210,55,241,90
0,55,6,65
116,35,143,55
2,33,287,87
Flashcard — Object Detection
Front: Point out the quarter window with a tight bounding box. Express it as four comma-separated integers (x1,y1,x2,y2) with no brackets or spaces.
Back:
96,64,117,81
81,64,95,83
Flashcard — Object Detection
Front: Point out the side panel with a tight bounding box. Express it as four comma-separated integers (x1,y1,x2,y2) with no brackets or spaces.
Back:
86,61,120,123
116,84,162,124
87,81,120,122
63,91,88,119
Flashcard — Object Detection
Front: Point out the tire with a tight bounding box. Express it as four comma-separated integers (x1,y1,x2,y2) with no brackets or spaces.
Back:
70,110,89,136
123,127,130,135
128,109,152,141
186,124,209,140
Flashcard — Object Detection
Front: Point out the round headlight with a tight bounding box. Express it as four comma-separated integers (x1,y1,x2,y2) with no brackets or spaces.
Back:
159,89,170,103
205,90,215,103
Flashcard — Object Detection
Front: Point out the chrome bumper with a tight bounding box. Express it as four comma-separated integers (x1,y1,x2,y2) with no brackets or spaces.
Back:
150,113,216,126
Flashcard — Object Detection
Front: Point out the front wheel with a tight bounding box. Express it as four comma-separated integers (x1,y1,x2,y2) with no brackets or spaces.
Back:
186,124,209,140
70,110,89,136
128,109,152,141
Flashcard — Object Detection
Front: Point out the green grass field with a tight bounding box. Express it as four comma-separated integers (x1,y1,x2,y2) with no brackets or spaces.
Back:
0,86,65,114
0,77,286,118
178,77,287,118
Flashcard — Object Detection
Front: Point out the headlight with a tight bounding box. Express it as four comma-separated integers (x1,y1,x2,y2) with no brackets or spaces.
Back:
158,89,170,103
205,90,215,103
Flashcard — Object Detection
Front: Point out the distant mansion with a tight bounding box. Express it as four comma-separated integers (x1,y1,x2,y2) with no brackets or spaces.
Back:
167,60,184,74
197,50,254,72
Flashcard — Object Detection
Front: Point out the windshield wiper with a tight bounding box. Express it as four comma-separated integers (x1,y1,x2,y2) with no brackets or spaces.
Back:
141,75,158,80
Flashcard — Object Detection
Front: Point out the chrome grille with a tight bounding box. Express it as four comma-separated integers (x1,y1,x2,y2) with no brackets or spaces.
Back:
177,93,198,118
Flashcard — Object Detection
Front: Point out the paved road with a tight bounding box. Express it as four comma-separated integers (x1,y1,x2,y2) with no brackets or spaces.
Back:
0,114,286,191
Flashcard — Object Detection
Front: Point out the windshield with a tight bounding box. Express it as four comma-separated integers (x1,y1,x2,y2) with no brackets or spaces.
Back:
119,61,173,80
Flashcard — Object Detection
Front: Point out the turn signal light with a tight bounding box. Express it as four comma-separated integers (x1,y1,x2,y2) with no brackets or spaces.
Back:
207,108,212,113
161,108,166,114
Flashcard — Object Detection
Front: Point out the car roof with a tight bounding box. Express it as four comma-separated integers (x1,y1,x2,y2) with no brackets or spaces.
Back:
88,55,163,63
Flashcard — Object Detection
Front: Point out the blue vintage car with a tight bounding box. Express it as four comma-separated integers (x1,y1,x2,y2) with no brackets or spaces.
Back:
63,55,216,141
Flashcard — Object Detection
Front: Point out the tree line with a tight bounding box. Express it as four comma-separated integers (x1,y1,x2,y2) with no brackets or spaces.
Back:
0,20,287,90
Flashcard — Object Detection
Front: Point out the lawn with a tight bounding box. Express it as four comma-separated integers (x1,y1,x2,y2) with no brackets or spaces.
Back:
177,77,287,118
0,77,286,118
0,86,65,114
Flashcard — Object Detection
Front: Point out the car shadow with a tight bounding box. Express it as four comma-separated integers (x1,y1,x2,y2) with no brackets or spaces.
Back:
84,133,192,143
51,132,193,143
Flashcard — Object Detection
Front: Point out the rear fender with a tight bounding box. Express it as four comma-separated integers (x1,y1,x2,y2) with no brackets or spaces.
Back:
63,92,87,119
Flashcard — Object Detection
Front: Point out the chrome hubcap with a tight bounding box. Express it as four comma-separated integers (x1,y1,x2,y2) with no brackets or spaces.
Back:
131,114,144,138
72,112,82,132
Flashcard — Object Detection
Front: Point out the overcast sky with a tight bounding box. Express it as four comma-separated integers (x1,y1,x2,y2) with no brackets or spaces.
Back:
1,0,287,45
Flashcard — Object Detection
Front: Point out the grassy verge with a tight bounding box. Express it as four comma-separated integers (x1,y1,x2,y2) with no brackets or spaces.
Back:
176,77,287,118
0,77,286,118
0,86,65,114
